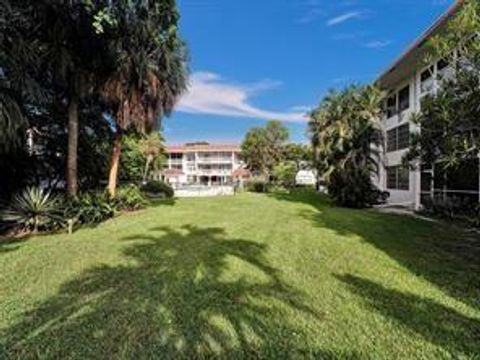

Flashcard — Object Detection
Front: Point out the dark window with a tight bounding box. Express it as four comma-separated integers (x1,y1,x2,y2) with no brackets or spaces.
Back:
385,94,397,118
386,124,410,152
437,58,449,71
421,67,434,82
398,85,410,112
397,167,410,190
397,124,410,150
386,129,397,152
386,166,410,190
386,167,397,189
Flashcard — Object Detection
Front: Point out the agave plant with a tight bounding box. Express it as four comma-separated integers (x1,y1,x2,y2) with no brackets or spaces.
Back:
1,187,62,232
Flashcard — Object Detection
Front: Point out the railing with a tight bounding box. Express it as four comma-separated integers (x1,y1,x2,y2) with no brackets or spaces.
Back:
196,158,233,163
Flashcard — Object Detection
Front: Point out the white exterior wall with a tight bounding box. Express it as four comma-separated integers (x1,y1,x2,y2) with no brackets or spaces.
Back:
167,150,242,186
379,57,450,209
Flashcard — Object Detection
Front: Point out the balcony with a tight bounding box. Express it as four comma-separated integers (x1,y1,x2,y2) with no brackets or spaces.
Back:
196,157,233,164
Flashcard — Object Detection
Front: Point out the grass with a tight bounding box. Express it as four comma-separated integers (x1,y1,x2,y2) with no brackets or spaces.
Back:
0,189,479,359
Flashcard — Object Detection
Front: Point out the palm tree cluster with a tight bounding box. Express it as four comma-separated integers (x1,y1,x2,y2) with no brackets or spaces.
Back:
0,0,188,199
308,85,385,208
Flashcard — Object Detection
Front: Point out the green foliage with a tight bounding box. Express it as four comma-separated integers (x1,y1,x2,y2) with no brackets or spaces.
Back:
120,132,147,182
273,161,297,188
241,120,289,178
64,192,116,226
244,178,270,193
404,3,480,174
1,187,62,232
284,143,313,170
114,184,147,211
140,180,174,198
308,85,385,208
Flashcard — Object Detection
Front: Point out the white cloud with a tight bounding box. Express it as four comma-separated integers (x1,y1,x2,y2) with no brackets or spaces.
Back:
363,40,392,49
327,11,362,26
177,72,307,123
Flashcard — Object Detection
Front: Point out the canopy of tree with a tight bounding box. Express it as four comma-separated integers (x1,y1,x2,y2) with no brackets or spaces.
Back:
308,85,384,208
0,0,188,199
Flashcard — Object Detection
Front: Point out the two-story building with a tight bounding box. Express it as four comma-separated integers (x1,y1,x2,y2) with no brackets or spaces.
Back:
376,0,479,209
163,142,244,187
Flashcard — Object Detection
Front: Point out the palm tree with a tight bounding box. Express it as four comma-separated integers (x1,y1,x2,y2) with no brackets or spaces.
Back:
138,133,165,183
102,1,188,197
308,85,384,207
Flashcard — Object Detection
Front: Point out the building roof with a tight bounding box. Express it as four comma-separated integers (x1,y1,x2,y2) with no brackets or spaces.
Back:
376,0,464,89
166,142,241,153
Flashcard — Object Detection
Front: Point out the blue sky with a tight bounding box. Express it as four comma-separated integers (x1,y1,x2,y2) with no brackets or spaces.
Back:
164,0,454,145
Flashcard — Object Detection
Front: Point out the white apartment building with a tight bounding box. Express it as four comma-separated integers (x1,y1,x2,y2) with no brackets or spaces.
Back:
164,142,244,187
376,0,479,209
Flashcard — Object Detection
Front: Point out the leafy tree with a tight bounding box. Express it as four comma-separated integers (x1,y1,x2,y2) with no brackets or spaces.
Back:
0,1,46,153
404,1,480,172
273,161,297,188
138,133,165,183
308,85,384,208
119,132,165,184
101,1,188,197
1,0,116,197
284,143,313,171
241,120,289,183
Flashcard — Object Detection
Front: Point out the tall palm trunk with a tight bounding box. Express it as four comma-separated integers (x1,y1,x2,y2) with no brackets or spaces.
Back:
108,129,123,197
66,94,79,197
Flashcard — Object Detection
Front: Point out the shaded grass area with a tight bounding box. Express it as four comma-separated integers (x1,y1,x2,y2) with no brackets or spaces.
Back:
0,190,479,359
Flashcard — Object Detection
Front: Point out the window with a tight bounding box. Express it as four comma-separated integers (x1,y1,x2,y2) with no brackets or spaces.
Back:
384,85,410,119
386,128,397,152
386,124,410,152
398,85,410,112
386,166,410,190
420,66,435,94
397,123,410,150
170,153,183,160
385,94,397,119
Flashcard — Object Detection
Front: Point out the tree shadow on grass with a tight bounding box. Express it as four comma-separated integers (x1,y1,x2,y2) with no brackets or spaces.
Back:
2,225,329,359
336,274,480,357
270,189,480,311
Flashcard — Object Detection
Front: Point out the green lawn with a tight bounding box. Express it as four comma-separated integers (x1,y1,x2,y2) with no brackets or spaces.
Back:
1,190,479,359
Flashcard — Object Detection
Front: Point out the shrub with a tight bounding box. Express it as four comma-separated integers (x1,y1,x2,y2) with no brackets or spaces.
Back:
114,184,147,211
273,161,297,189
64,192,116,226
327,171,389,208
140,180,174,198
245,178,270,193
422,196,477,222
1,187,63,232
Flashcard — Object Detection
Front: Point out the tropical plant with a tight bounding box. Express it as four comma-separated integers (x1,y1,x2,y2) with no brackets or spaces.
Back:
308,85,385,208
114,184,147,211
1,187,62,232
101,1,188,197
140,180,174,199
64,191,116,226
404,1,480,175
138,133,165,182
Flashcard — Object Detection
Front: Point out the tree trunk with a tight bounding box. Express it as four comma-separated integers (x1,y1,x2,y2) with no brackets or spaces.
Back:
108,130,123,198
143,155,152,183
66,95,79,197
